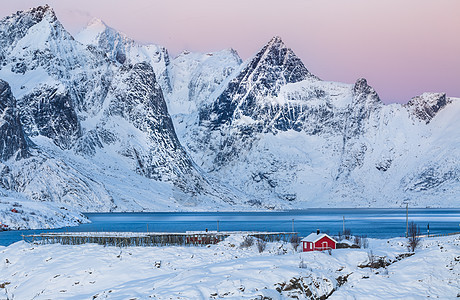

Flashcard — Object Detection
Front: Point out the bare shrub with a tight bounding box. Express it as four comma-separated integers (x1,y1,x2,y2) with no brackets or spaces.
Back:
276,244,288,255
256,238,267,253
338,229,353,241
290,235,301,251
367,250,375,269
407,221,421,252
240,236,254,248
353,235,360,246
299,259,308,269
362,237,369,249
354,235,369,249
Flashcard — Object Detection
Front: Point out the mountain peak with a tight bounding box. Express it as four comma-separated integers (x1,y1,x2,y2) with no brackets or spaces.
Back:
22,4,57,23
83,17,110,33
261,36,289,56
251,36,316,79
352,78,382,106
200,36,318,129
255,36,318,81
0,5,57,28
405,92,449,123
87,17,107,28
76,18,113,46
76,17,140,51
353,78,372,95
267,36,285,47
0,4,72,61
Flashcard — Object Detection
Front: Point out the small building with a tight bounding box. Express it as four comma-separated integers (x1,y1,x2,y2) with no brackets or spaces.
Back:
0,222,8,231
301,230,337,252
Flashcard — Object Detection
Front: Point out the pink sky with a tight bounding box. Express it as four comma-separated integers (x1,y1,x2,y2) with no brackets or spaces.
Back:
1,0,459,104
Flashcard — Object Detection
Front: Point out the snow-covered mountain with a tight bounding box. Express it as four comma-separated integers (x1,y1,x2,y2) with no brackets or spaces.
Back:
0,5,458,229
75,18,172,94
172,37,459,208
0,5,247,226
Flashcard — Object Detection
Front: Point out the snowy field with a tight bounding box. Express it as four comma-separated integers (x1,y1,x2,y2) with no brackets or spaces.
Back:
0,234,459,299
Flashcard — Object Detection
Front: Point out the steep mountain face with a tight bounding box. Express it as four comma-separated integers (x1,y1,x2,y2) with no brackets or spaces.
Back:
0,79,114,211
75,18,171,94
86,61,206,193
18,86,81,149
164,49,243,157
0,5,112,136
0,80,29,161
0,5,243,217
77,23,458,208
200,36,318,131
167,49,242,115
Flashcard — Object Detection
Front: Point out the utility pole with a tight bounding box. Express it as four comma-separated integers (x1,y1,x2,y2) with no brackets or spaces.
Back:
292,219,294,232
217,220,219,232
405,203,408,238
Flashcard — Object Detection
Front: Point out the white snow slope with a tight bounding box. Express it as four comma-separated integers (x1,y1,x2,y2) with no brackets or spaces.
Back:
0,234,458,299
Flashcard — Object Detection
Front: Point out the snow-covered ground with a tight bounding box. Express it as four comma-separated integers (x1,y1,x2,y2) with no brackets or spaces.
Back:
0,195,88,230
0,234,458,299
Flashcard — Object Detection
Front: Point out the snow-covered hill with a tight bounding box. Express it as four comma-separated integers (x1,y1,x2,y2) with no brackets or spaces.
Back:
0,5,458,229
1,235,459,299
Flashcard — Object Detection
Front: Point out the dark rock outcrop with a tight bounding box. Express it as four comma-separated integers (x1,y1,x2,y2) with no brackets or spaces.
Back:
405,92,449,123
18,86,81,149
0,80,29,161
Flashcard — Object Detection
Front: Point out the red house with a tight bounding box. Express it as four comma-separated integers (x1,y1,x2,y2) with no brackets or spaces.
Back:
0,222,8,231
301,230,337,252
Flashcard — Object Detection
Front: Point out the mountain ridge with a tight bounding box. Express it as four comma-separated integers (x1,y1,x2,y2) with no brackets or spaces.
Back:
0,6,458,229
0,5,249,225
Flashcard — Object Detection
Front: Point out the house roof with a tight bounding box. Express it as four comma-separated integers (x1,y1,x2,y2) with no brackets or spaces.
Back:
301,233,337,243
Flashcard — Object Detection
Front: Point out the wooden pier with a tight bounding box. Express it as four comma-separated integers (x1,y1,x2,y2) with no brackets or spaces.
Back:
22,231,298,247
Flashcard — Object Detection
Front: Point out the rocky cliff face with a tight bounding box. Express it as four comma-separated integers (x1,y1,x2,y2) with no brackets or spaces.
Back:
0,80,29,161
200,36,318,131
18,86,81,149
0,80,114,211
405,92,449,124
97,61,206,193
75,18,172,94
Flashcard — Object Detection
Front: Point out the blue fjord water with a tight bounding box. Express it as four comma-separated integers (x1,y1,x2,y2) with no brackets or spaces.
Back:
1,209,459,246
